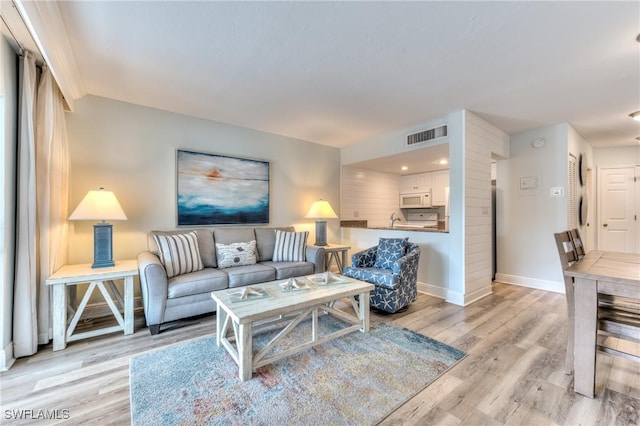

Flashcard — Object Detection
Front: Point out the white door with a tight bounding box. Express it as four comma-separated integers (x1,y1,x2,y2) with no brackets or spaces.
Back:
599,167,638,253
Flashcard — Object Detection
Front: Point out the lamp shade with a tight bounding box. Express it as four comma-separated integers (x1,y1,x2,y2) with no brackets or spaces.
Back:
69,188,128,221
305,200,338,219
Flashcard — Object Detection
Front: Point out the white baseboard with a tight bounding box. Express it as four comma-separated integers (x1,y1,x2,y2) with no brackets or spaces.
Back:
417,282,491,306
417,282,447,300
495,273,564,294
1,341,15,371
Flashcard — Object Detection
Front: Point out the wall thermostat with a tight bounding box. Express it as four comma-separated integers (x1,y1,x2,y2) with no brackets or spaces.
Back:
532,138,545,148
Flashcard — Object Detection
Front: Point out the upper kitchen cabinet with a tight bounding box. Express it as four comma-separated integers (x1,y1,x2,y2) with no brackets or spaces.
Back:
432,169,450,206
401,172,432,193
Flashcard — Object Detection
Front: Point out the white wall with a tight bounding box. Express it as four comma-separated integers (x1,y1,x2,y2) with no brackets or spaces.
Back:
1,34,18,370
496,124,573,292
65,95,341,265
593,145,640,167
341,166,401,227
342,227,451,298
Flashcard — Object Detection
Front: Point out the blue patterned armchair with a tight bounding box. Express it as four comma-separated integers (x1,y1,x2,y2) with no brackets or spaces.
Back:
343,239,420,313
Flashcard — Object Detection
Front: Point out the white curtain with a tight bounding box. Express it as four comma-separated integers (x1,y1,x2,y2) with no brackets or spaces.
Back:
13,54,70,357
13,52,38,357
35,67,70,344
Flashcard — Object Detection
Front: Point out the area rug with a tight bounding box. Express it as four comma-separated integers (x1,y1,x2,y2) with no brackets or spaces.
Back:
130,317,466,425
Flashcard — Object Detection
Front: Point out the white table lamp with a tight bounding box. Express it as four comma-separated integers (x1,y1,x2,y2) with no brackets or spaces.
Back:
305,199,338,246
69,187,127,268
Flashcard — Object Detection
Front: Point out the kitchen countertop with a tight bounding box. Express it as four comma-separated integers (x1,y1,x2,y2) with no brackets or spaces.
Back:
366,226,448,233
340,220,449,233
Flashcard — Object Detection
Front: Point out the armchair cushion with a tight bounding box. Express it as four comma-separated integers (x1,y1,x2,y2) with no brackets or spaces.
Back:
153,232,204,278
342,267,399,289
374,237,408,269
273,230,308,262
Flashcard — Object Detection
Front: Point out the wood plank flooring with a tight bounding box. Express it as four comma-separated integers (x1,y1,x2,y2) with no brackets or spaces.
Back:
1,282,639,425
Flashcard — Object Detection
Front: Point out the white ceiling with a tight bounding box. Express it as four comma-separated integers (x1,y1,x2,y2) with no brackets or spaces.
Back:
5,1,640,151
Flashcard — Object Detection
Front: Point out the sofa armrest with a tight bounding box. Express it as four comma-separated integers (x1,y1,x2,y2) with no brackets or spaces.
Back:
137,250,169,327
306,246,326,273
351,246,378,268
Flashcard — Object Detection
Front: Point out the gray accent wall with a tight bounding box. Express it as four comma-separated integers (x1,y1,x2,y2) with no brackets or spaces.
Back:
65,95,341,266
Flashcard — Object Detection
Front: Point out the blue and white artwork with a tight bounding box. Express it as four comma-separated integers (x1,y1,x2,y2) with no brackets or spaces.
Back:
177,150,270,225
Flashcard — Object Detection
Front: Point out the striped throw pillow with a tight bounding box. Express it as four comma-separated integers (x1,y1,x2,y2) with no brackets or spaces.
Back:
273,230,308,262
154,232,204,278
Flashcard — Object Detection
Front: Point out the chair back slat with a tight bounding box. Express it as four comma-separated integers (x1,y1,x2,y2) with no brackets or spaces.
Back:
554,231,579,269
569,228,586,259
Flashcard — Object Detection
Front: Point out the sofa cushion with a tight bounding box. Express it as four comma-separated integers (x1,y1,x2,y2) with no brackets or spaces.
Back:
148,229,216,268
154,232,204,278
215,240,257,268
261,261,314,280
374,237,409,270
167,268,229,298
254,226,294,261
225,264,276,288
213,227,256,244
273,230,308,262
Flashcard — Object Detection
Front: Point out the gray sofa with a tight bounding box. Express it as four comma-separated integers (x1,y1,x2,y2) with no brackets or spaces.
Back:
137,226,325,334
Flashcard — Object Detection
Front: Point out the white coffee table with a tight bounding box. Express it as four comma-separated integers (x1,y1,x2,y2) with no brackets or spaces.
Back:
211,275,374,381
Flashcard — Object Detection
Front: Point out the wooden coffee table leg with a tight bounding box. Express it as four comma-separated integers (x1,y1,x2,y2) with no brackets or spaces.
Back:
216,306,227,347
359,291,370,332
238,322,253,381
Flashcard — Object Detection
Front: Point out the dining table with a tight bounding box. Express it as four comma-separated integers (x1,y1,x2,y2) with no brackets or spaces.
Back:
564,250,640,398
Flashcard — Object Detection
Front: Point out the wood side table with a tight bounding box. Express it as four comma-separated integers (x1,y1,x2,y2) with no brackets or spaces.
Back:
45,259,138,351
321,244,351,274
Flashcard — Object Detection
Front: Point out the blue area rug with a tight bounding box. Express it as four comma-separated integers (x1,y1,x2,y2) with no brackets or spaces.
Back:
130,318,466,425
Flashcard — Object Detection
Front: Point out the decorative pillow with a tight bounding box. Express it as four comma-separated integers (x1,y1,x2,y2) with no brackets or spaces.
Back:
374,237,409,270
216,240,257,268
273,230,308,262
154,232,204,278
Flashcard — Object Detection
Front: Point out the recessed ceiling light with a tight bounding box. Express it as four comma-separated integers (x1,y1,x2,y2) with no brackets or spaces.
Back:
438,159,448,165
630,111,640,121
401,166,408,171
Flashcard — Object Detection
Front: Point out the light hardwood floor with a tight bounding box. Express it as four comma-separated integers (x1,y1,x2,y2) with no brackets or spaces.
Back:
1,282,638,425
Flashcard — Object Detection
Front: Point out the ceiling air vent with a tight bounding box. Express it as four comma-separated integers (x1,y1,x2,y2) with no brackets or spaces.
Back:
406,125,448,146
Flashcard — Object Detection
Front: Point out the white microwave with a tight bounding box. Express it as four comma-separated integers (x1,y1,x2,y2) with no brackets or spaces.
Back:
400,191,432,208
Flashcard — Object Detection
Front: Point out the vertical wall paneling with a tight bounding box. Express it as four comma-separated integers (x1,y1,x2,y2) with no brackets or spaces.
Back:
341,167,402,227
463,112,509,303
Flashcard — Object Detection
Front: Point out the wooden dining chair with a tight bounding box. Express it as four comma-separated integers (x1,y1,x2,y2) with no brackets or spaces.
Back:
555,230,640,375
554,231,579,374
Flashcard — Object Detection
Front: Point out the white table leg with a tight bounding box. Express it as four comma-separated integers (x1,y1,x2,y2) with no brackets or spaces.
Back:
216,306,227,347
574,277,598,397
124,276,134,335
238,322,253,381
359,291,370,333
51,284,67,351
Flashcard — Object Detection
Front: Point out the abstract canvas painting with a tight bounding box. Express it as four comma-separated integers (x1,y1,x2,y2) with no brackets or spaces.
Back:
177,150,270,225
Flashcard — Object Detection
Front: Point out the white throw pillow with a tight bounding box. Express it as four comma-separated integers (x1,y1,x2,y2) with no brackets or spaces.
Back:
273,230,308,262
154,232,204,278
216,240,258,268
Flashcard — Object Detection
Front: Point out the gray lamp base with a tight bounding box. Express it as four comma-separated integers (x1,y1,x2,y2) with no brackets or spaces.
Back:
314,220,328,246
92,222,115,268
